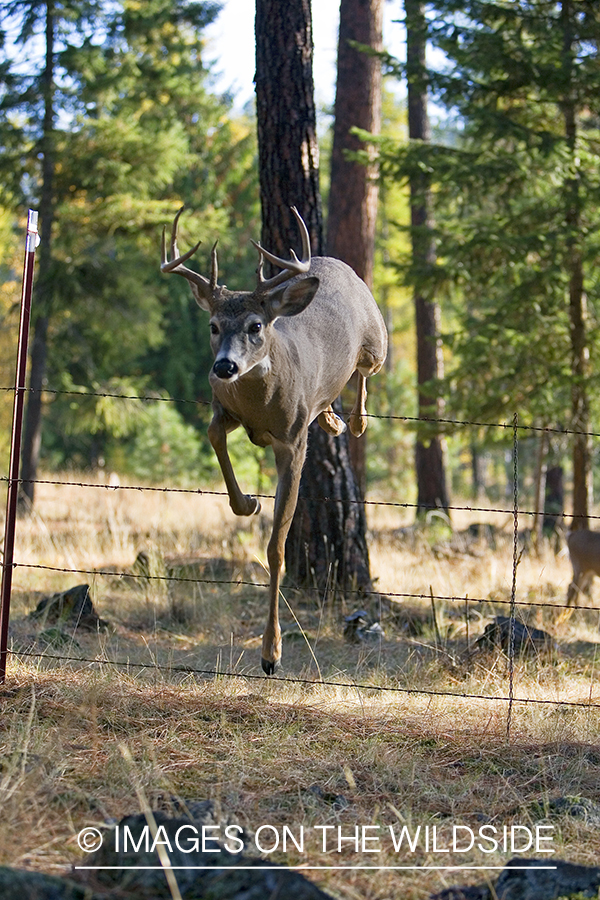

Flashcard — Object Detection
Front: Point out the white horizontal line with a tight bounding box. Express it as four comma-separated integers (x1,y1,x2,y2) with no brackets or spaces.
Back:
74,865,558,871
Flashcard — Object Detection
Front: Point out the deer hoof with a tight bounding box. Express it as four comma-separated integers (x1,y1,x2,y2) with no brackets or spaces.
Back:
261,657,279,675
243,495,261,515
348,414,367,438
233,496,261,516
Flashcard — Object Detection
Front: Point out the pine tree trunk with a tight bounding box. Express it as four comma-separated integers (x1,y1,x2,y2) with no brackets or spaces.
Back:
532,428,548,548
327,0,382,285
255,0,372,593
544,465,564,535
255,0,322,259
470,443,483,499
561,0,590,532
326,0,383,497
405,0,449,517
18,0,55,513
285,412,371,593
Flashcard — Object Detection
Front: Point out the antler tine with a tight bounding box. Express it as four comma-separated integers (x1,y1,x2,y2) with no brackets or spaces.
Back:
160,207,213,296
170,205,185,260
210,241,218,291
292,205,311,258
252,206,311,292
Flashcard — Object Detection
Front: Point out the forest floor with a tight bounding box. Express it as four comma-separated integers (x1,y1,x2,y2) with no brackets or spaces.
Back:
1,474,599,900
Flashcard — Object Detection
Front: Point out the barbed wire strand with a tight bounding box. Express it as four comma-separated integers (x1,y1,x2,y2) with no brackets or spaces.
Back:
9,562,597,614
0,475,590,524
6,647,599,710
1,385,598,439
2,389,595,716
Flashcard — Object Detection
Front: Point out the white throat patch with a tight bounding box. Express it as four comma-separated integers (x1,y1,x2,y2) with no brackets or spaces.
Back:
246,356,271,377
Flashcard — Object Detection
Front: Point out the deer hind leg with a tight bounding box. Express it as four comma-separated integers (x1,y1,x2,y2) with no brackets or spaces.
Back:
566,578,579,607
318,406,347,436
348,372,368,437
349,346,382,438
261,434,307,674
566,566,590,607
208,404,261,517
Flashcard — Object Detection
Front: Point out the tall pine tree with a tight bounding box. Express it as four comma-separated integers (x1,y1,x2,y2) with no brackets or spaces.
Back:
379,0,600,525
255,0,373,595
0,0,259,480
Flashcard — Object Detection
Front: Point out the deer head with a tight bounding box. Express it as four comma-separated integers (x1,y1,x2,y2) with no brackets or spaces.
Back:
161,207,320,383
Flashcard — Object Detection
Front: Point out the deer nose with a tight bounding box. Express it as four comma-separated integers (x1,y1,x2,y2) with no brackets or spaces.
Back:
213,358,239,380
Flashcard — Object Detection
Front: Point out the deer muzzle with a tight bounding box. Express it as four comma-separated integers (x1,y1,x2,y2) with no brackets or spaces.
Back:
212,358,239,380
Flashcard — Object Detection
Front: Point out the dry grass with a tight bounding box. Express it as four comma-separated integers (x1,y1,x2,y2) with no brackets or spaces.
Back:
1,474,599,899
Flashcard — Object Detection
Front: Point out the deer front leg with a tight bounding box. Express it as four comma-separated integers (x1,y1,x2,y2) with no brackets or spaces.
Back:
261,434,307,674
567,571,580,607
208,404,261,516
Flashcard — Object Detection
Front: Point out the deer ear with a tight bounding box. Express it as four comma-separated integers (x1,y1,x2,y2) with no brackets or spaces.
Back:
264,276,320,321
189,284,214,313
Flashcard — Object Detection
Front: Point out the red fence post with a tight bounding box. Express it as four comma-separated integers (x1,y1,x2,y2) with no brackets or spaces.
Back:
0,210,39,683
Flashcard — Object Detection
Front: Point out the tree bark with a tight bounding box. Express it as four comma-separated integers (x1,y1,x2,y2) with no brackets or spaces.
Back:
532,428,548,548
561,0,590,532
405,0,449,517
255,0,372,594
470,443,484,500
284,419,371,593
18,0,55,513
544,465,564,535
327,0,383,285
326,0,383,497
255,0,322,260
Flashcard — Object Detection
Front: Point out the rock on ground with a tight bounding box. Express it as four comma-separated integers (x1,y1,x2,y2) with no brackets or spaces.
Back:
431,857,600,900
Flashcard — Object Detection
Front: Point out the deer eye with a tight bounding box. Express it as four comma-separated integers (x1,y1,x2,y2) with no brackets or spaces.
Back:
210,323,219,335
248,322,262,335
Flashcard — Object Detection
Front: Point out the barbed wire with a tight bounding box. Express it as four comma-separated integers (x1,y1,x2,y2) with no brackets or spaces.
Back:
3,382,596,723
7,648,599,710
0,385,596,439
8,561,594,614
0,386,208,407
0,474,585,523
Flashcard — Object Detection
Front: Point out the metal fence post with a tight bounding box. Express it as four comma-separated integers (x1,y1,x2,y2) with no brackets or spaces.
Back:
0,210,39,683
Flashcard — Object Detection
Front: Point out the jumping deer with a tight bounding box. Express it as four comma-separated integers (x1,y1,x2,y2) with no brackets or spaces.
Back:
566,529,600,606
161,207,387,673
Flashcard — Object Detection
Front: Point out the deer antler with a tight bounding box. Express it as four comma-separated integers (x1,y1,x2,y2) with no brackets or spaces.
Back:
161,208,218,303
252,207,311,292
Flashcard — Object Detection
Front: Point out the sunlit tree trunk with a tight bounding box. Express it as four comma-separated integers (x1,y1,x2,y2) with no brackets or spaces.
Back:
562,0,590,531
326,0,383,496
405,0,449,517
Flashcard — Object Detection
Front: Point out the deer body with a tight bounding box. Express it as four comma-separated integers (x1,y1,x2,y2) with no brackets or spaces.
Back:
162,209,387,673
210,257,384,446
567,529,600,605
